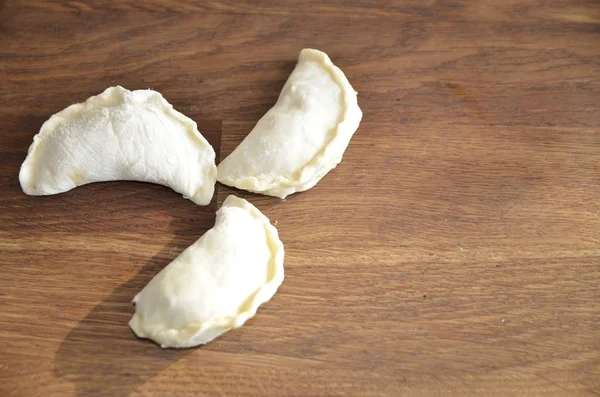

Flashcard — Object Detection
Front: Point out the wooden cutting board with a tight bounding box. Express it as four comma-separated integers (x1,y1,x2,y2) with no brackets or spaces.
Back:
1,1,599,396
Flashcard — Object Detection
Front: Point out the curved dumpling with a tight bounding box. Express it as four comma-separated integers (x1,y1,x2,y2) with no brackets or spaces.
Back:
129,195,284,348
217,48,362,198
19,86,217,205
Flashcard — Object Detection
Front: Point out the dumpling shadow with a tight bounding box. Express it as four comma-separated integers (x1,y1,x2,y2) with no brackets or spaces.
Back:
51,212,214,397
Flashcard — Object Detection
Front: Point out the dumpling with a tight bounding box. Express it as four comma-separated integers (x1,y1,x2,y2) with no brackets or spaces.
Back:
129,195,284,348
217,48,362,199
19,86,217,205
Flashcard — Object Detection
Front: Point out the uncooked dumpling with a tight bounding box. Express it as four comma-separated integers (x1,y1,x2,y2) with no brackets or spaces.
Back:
19,86,217,205
217,48,362,198
129,195,284,348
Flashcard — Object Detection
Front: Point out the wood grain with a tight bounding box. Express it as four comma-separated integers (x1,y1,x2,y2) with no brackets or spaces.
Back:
1,1,599,396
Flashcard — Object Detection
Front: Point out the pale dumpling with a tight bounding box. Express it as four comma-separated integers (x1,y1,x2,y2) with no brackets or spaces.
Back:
129,195,284,348
217,48,362,198
19,86,217,205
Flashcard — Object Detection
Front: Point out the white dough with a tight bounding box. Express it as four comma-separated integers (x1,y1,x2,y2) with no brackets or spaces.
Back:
129,195,284,348
217,48,362,198
19,86,217,205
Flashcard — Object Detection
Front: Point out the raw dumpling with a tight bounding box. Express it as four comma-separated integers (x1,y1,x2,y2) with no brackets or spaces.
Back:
217,48,362,198
19,86,217,205
129,195,284,348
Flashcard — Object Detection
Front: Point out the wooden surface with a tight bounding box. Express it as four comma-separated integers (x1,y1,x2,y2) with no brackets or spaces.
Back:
1,1,599,396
